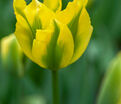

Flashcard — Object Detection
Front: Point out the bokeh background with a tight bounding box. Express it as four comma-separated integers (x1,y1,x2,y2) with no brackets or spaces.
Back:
0,0,121,104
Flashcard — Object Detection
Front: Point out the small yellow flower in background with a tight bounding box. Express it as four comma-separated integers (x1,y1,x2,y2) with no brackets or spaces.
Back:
13,0,93,70
1,34,23,76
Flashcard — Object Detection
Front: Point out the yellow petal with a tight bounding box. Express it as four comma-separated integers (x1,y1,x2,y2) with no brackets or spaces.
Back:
56,0,92,64
14,0,54,37
71,8,93,63
14,0,38,39
55,0,83,25
24,0,55,29
37,4,55,28
23,0,43,39
14,0,54,61
56,21,74,69
24,0,41,25
43,0,62,12
15,14,33,61
14,0,39,61
32,20,74,70
74,0,88,6
32,21,58,69
13,0,26,14
83,0,88,6
56,1,92,64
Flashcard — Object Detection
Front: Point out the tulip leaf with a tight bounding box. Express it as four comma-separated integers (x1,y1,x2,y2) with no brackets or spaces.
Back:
97,54,121,104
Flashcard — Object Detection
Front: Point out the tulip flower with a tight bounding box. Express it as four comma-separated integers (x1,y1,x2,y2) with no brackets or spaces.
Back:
13,0,93,70
13,0,93,104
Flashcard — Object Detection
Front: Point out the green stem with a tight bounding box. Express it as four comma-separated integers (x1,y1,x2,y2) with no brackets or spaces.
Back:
52,70,60,104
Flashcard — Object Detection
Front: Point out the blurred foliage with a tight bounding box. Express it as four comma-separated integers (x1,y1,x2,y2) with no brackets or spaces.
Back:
22,95,46,104
1,34,23,77
0,0,121,104
97,52,121,104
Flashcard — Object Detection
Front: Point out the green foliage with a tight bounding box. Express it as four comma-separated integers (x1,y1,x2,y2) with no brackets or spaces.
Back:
97,53,121,104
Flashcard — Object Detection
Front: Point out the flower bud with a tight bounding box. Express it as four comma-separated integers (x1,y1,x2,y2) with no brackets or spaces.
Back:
1,34,23,76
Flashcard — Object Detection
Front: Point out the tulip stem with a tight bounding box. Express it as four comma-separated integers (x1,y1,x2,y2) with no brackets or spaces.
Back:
52,70,60,104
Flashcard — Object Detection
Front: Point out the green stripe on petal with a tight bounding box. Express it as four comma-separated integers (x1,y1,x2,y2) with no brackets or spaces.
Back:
32,20,74,70
15,15,33,60
71,8,93,63
55,0,83,25
56,21,74,69
55,0,93,63
32,20,59,69
43,20,60,69
14,0,57,68
68,6,83,41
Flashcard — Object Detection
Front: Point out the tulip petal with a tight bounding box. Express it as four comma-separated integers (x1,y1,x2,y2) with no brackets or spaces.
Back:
43,0,62,12
56,1,92,63
56,21,74,69
83,0,88,6
24,0,43,38
24,0,41,26
32,20,74,70
13,0,26,15
74,0,88,6
24,0,55,29
14,0,41,60
71,8,93,63
55,0,83,40
14,0,54,37
15,15,33,60
37,4,55,28
14,0,54,61
55,0,83,25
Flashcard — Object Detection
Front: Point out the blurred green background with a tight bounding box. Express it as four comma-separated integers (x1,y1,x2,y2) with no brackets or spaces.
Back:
0,0,121,104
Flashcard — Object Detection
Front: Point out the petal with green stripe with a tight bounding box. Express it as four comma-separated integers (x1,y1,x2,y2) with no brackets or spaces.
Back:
32,20,74,70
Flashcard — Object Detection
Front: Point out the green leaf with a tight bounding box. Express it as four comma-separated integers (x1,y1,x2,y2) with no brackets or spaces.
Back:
97,52,121,104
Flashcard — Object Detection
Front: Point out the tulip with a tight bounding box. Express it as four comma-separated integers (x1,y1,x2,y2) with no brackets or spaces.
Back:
13,0,93,104
13,0,93,70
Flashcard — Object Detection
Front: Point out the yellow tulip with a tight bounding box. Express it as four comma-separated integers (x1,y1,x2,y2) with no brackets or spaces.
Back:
13,0,93,70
